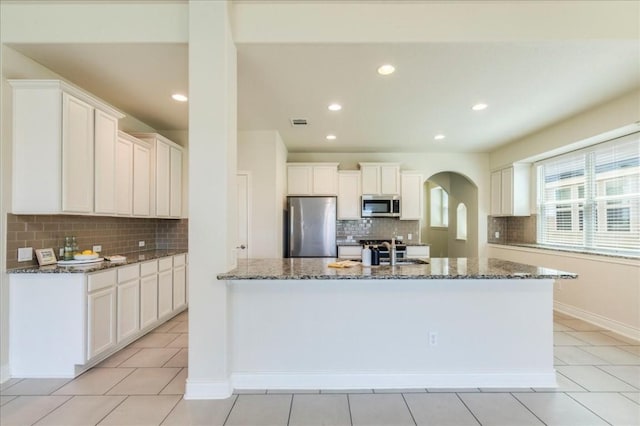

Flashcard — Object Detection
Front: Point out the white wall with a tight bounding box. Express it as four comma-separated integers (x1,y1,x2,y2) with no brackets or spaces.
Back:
288,152,490,256
238,130,287,258
488,245,640,341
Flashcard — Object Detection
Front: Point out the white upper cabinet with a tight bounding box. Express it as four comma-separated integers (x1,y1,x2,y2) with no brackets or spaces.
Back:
400,171,423,220
132,140,151,217
359,163,400,195
115,134,133,215
132,133,184,218
94,110,119,214
337,171,362,220
62,93,96,213
287,163,338,195
490,163,531,216
9,80,124,215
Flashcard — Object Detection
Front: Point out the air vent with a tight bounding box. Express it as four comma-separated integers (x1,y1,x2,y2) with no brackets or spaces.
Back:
290,118,308,127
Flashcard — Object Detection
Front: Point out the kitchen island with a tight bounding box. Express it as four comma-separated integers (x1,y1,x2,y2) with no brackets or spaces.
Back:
218,258,576,391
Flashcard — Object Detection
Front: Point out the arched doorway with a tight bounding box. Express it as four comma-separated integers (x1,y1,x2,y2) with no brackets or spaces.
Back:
422,172,478,257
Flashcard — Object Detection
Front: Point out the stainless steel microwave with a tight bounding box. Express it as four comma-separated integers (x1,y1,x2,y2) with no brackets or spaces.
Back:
361,195,401,217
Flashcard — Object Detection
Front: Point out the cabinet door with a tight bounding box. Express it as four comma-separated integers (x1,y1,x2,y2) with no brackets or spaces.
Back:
115,137,133,215
87,287,116,360
173,266,186,310
406,245,430,258
287,165,312,195
380,165,400,195
170,146,182,217
133,143,151,216
312,165,338,195
140,274,158,329
94,110,118,214
156,141,171,216
361,166,380,195
62,93,95,213
158,270,173,318
400,172,422,220
117,280,140,343
501,167,514,216
490,170,502,216
338,245,362,259
337,171,361,219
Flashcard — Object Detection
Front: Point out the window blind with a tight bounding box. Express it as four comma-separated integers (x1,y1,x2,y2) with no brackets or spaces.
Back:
537,133,639,255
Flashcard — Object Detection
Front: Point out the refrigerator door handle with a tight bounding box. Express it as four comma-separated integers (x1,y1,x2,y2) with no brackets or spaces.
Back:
289,206,295,255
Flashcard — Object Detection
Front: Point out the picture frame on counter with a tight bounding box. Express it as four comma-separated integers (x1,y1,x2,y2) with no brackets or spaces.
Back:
35,248,57,266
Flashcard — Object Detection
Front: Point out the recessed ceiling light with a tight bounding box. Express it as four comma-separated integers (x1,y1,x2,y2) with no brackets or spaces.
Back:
328,103,342,111
326,134,337,141
434,134,446,140
172,93,188,102
472,103,488,111
377,64,395,75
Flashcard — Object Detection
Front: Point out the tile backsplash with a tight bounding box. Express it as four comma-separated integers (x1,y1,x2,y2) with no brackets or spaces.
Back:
337,218,420,243
487,214,537,244
6,214,188,269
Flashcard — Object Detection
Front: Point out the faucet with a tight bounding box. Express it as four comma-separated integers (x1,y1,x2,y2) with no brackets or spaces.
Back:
381,238,397,265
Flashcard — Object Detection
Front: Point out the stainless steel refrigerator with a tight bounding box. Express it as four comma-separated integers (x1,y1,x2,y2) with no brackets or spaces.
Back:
287,196,337,257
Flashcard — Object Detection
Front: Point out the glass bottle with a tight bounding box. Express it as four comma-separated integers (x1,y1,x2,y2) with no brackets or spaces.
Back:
63,236,74,261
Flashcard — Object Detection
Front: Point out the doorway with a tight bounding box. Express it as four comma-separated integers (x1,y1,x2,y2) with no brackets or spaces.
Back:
422,172,478,257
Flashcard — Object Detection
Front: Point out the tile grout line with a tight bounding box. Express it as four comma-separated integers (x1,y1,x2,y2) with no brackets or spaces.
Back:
286,393,294,426
592,365,640,391
455,393,482,426
157,394,183,426
25,394,73,426
346,393,353,426
222,394,239,426
510,391,549,426
400,392,418,426
93,394,130,426
564,392,615,426
157,367,186,395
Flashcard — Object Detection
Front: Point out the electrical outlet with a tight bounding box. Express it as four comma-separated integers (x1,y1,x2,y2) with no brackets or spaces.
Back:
138,241,145,248
429,331,438,347
494,231,500,239
18,247,33,262
93,245,102,253
407,233,412,240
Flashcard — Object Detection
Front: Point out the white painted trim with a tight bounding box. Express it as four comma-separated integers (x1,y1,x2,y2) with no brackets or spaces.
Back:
487,243,638,266
184,378,233,400
554,301,640,342
0,364,10,384
232,371,557,390
237,170,252,260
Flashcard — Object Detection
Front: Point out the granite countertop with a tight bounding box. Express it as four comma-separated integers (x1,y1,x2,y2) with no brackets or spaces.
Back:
217,258,577,280
7,249,188,274
337,241,429,246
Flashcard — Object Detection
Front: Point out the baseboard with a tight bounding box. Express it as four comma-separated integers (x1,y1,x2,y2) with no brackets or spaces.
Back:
184,378,233,399
555,301,640,342
0,363,10,384
231,371,557,390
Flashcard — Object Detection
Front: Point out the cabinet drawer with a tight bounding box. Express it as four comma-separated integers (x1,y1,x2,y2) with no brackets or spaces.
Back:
173,254,186,267
140,260,158,277
118,264,139,283
88,269,117,292
338,245,361,259
158,257,173,271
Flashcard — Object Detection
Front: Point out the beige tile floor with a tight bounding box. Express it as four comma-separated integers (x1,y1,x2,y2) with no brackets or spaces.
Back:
1,310,639,425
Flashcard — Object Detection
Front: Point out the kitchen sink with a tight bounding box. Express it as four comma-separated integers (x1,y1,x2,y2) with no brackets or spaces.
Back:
380,258,429,265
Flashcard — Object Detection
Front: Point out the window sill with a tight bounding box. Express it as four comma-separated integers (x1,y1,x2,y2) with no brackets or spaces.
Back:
488,242,639,261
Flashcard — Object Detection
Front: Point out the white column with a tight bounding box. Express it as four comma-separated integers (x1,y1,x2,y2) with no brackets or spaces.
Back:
186,0,237,399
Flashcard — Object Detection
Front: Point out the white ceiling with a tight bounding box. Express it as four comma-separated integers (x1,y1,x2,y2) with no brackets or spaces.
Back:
9,39,639,153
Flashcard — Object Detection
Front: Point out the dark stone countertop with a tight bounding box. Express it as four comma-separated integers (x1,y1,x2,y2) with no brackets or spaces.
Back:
7,250,188,274
217,258,577,281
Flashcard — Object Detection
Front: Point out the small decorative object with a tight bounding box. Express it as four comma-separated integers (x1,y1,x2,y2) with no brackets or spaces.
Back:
35,248,57,266
63,236,74,261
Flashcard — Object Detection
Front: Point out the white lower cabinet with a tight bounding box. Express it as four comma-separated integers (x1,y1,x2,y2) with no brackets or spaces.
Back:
338,245,362,260
140,260,159,330
9,253,187,377
87,270,117,361
406,245,430,258
116,264,140,343
158,269,174,319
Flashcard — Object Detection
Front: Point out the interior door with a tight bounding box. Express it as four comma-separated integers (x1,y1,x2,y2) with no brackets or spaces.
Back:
237,172,250,260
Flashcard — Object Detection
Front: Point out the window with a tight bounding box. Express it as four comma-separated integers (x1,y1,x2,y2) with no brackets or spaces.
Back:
537,133,639,255
456,203,467,240
430,186,449,227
